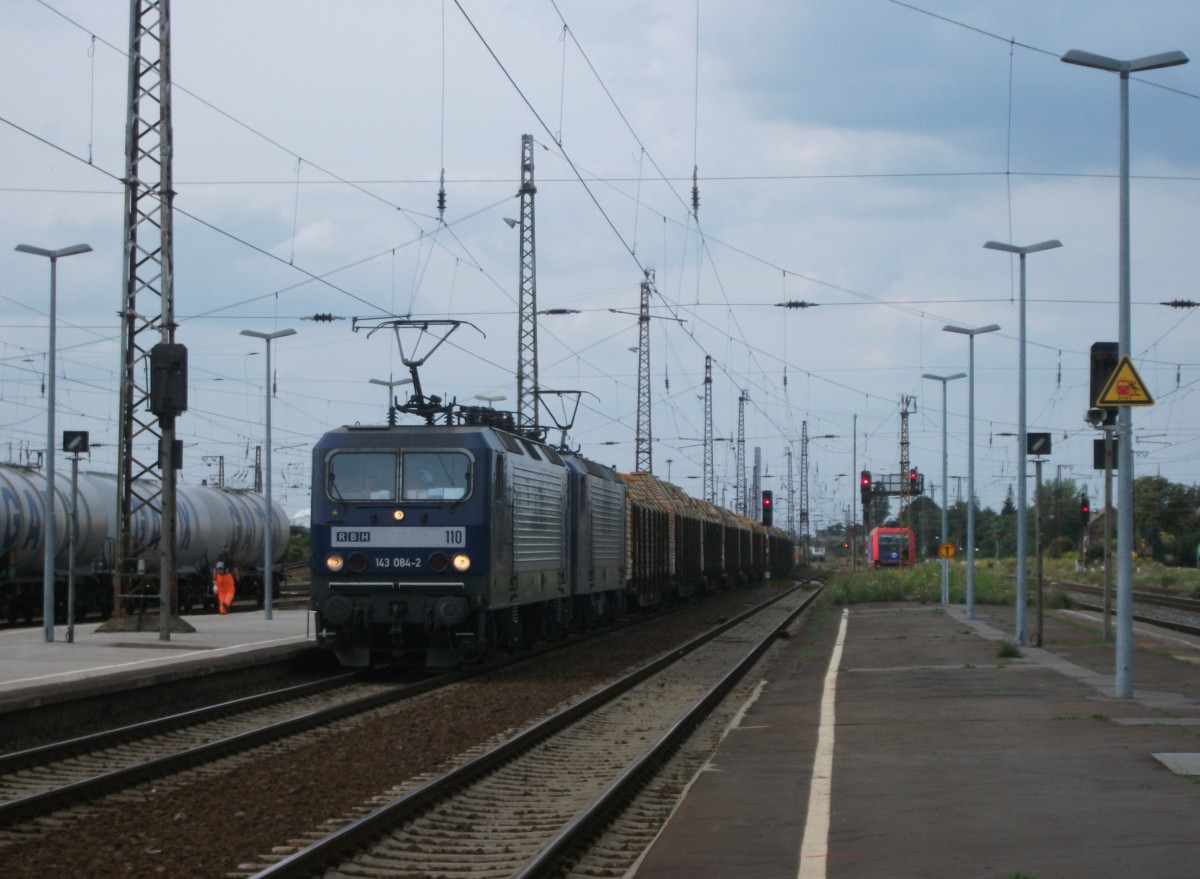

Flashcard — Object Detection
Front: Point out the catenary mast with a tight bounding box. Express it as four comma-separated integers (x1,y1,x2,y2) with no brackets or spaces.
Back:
703,355,714,504
115,0,180,637
634,272,653,472
515,134,539,434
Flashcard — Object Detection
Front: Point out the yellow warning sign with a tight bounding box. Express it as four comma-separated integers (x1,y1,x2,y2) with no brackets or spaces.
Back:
938,542,956,559
1096,356,1154,407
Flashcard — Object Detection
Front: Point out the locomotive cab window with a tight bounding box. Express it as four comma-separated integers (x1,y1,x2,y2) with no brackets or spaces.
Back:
328,452,397,501
402,452,470,501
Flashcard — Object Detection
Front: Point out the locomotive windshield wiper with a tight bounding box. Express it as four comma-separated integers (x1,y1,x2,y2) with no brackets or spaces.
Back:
449,470,471,508
328,470,345,502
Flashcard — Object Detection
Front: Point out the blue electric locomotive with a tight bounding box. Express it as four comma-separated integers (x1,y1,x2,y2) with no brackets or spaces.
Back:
310,418,626,666
311,319,796,667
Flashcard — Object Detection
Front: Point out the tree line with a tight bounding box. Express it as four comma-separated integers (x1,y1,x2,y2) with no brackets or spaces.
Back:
817,475,1200,568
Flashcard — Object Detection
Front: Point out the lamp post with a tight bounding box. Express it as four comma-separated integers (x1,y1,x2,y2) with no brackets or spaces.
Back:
799,432,838,553
16,242,92,643
984,238,1061,645
943,323,1000,619
1062,48,1188,698
240,328,296,620
923,372,966,605
370,376,412,423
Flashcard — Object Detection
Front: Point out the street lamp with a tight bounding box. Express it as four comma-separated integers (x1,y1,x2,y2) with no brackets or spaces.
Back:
1062,47,1188,698
984,238,1061,645
370,376,412,422
800,432,838,550
923,372,966,605
16,242,92,643
943,323,1000,620
240,328,297,620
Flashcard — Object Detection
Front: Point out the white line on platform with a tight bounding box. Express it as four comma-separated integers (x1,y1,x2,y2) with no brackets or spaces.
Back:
797,607,848,879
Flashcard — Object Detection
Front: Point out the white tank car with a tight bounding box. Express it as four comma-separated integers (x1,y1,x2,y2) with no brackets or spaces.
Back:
0,464,288,575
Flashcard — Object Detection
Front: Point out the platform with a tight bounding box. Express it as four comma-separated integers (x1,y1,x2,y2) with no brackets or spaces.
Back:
632,602,1200,879
0,608,316,714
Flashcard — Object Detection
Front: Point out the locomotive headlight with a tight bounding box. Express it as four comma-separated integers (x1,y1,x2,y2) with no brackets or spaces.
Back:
392,509,405,521
452,553,471,572
325,553,345,573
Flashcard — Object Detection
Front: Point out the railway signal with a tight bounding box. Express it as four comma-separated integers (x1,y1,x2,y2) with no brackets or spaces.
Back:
1089,342,1119,427
761,490,773,526
1080,494,1090,525
860,471,871,507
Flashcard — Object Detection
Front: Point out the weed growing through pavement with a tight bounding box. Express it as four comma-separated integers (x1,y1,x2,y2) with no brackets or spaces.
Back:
997,640,1022,659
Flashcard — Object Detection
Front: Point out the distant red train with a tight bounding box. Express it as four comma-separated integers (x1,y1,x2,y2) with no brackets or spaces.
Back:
868,527,915,567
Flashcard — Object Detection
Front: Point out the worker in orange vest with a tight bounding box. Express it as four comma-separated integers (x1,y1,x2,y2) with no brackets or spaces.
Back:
213,544,239,614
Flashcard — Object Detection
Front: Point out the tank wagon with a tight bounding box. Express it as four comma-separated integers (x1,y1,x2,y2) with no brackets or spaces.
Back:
310,416,795,667
0,464,289,622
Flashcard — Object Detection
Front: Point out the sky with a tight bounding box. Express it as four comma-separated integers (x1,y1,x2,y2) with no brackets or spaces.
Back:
2,0,1199,532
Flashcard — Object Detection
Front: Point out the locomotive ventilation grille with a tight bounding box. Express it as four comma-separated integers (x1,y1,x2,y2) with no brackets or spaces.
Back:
512,467,566,566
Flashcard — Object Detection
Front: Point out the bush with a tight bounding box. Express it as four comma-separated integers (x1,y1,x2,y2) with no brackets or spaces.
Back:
1045,535,1079,559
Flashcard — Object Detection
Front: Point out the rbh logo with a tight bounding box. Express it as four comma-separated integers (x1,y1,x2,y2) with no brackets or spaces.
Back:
335,531,371,543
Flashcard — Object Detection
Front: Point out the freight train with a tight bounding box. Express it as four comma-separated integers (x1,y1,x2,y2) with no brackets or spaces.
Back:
0,464,290,623
309,408,796,668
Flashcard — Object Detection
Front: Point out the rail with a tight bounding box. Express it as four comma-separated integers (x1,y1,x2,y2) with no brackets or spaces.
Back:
250,581,822,878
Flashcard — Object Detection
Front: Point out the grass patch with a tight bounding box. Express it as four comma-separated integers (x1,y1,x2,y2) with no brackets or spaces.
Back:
1040,558,1200,595
1044,587,1074,610
997,640,1022,659
828,564,1013,606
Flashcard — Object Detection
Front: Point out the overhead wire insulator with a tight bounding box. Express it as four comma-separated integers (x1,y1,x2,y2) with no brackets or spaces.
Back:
304,312,343,322
437,167,447,221
776,300,818,309
1162,299,1198,308
691,165,700,218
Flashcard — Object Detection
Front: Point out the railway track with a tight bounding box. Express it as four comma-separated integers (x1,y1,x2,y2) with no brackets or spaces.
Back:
1059,580,1200,638
0,582,818,876
0,670,422,828
0,587,786,829
247,583,820,878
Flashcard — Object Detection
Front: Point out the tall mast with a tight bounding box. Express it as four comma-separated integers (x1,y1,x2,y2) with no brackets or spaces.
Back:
703,355,714,503
515,134,538,433
634,272,653,472
736,389,748,514
115,0,179,633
